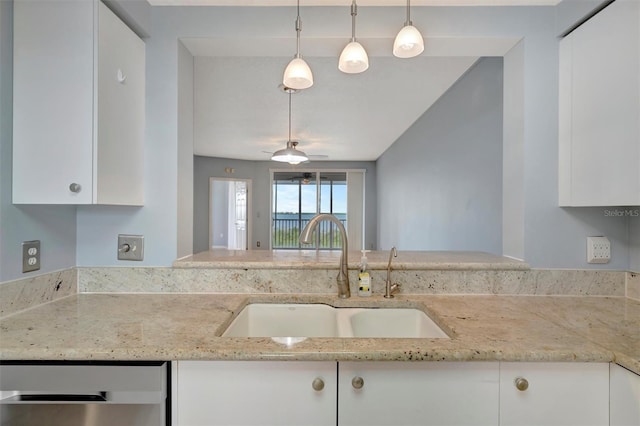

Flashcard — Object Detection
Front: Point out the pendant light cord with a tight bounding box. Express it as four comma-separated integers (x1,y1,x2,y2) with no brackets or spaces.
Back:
295,0,302,58
351,0,357,42
406,0,412,26
288,92,292,142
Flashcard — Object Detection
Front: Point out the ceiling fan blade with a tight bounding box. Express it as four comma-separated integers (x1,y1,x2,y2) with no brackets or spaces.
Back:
263,150,327,159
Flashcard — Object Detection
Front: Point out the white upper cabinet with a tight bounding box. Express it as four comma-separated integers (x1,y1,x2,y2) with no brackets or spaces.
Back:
13,0,145,205
559,0,640,206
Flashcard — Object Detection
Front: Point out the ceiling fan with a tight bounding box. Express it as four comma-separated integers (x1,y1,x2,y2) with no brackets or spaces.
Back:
290,172,328,185
262,141,328,163
265,86,328,164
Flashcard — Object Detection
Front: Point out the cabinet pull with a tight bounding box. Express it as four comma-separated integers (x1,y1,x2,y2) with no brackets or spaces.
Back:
514,377,529,391
352,376,364,390
311,378,324,392
69,183,82,193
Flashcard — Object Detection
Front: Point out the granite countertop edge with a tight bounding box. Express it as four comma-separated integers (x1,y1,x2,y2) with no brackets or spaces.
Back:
172,250,531,271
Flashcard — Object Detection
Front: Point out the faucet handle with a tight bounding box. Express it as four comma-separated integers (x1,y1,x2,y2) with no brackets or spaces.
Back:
384,282,400,299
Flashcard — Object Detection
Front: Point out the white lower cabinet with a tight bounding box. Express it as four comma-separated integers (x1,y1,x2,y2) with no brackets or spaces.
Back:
610,364,640,426
174,361,498,426
175,361,336,426
500,362,610,426
175,361,618,426
338,362,499,426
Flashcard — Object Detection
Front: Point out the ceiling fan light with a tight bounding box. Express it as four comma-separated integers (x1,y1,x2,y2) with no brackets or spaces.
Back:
339,41,369,74
271,141,309,165
283,57,314,90
393,24,424,58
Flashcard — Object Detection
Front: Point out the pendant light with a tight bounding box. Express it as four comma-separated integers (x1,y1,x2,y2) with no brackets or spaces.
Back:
338,0,369,74
271,88,309,165
283,0,313,90
393,0,424,59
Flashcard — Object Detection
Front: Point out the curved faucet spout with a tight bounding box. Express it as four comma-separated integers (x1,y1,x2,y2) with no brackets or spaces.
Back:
385,246,399,298
299,214,350,298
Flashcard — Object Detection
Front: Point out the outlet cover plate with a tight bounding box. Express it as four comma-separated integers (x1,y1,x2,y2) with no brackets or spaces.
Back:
118,234,144,261
587,236,610,264
22,240,41,273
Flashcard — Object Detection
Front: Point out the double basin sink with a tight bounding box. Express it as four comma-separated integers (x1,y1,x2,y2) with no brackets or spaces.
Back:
222,304,449,339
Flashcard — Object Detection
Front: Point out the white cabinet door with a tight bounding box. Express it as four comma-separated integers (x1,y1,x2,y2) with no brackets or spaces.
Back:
12,0,144,205
175,361,336,426
12,0,95,204
96,1,144,205
610,364,640,426
500,362,609,426
338,362,499,426
558,0,640,206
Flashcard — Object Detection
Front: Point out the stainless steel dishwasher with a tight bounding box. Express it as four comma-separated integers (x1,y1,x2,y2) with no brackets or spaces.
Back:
0,361,168,426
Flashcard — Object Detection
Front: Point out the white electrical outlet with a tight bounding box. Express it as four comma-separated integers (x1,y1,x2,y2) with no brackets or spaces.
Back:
587,236,610,264
22,240,41,273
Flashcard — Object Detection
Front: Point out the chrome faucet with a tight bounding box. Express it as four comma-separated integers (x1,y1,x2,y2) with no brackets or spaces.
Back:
384,246,400,298
299,214,350,299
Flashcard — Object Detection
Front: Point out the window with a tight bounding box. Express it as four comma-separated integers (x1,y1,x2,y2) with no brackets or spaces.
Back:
272,171,347,249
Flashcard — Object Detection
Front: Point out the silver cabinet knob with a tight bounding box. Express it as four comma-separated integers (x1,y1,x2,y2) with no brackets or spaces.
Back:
312,378,324,392
515,377,529,391
352,376,364,390
69,183,82,193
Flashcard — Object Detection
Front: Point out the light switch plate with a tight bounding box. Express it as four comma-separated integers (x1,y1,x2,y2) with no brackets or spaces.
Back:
22,240,41,273
117,234,144,261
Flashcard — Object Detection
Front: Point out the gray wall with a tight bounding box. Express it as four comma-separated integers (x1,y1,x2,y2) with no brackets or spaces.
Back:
631,216,640,272
0,1,77,282
211,180,229,248
177,41,194,259
556,0,611,35
194,157,377,254
3,2,635,276
377,58,503,254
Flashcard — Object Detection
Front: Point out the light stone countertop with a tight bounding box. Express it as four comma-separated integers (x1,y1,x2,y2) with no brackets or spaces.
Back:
1,293,638,375
174,250,530,270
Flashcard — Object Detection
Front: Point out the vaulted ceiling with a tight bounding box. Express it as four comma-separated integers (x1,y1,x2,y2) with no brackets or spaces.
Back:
168,0,551,161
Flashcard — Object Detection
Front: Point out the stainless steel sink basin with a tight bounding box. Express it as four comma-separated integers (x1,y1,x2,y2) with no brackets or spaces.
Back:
221,304,449,339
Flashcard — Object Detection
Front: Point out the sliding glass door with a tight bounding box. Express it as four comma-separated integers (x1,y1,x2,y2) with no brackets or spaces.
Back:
272,171,348,250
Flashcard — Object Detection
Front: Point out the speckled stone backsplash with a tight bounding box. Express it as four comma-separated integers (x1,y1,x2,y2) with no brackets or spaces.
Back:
628,272,640,300
0,268,76,318
1,267,631,319
77,267,626,297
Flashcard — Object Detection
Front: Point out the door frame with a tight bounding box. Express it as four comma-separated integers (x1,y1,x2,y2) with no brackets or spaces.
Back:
209,177,252,251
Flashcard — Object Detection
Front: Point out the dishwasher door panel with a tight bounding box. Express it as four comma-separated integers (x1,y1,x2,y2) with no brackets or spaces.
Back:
1,403,163,426
0,362,167,426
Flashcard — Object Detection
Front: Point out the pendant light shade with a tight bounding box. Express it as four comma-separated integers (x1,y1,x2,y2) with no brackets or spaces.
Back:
271,89,309,165
283,57,314,90
393,0,424,59
339,1,369,74
283,1,313,90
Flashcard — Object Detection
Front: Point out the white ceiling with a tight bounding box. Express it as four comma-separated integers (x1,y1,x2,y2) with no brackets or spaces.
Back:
172,0,537,161
151,0,560,6
187,34,519,161
194,56,479,161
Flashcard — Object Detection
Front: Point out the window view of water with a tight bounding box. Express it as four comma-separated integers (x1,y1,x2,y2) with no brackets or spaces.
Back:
272,170,348,250
272,213,347,249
